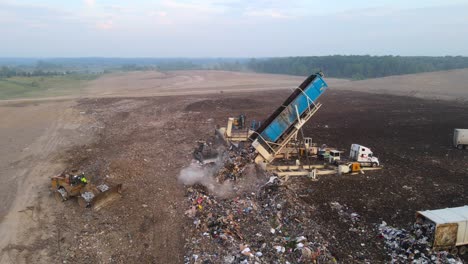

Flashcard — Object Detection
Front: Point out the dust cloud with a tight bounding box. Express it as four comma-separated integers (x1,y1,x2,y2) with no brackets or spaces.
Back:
178,161,233,197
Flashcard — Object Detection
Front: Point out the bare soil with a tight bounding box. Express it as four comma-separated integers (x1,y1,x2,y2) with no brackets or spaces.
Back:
336,68,468,101
1,70,467,263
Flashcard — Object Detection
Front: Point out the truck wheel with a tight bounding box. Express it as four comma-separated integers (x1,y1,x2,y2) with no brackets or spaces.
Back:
54,191,64,202
457,144,464,150
460,246,467,255
78,197,90,208
372,162,377,167
54,188,68,202
450,247,459,255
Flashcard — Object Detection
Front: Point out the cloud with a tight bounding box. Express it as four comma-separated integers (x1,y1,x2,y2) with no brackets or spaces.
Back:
96,20,113,30
1,0,467,56
84,0,95,7
161,0,228,14
244,9,291,19
27,22,48,29
105,4,134,13
149,11,168,17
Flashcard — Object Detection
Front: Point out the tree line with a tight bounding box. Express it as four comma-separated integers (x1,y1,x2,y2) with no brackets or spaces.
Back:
0,66,75,78
0,60,79,78
243,56,468,79
2,56,468,79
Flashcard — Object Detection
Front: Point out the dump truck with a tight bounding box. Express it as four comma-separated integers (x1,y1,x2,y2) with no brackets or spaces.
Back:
416,205,468,255
250,72,328,164
51,172,122,210
453,129,468,150
349,144,379,167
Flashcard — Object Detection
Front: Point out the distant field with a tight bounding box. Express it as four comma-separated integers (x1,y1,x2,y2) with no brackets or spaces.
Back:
334,68,468,101
0,74,97,100
1,69,468,102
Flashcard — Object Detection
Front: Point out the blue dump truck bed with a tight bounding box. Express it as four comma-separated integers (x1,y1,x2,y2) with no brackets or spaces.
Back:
250,73,328,144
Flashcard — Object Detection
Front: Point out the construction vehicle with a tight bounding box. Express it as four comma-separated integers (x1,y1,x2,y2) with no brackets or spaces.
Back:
250,72,328,164
416,205,468,255
337,162,362,174
453,129,468,149
194,141,219,164
328,150,342,164
51,172,123,210
273,137,318,160
217,115,255,144
217,72,380,180
349,144,380,167
317,145,340,161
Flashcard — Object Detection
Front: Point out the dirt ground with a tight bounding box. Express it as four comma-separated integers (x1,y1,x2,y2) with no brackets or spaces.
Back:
0,70,467,263
336,68,468,101
0,100,96,263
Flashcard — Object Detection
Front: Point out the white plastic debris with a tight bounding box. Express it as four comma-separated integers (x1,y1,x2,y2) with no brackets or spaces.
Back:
96,184,110,192
296,236,307,242
81,192,95,202
274,246,285,253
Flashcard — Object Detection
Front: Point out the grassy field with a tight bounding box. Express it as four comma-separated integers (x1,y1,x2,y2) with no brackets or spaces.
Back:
0,74,98,100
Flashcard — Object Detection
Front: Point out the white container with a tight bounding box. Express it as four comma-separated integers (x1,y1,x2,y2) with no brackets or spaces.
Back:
453,129,468,149
417,205,468,250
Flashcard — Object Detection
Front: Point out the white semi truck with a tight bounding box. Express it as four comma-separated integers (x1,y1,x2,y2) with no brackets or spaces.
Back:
349,144,380,167
453,129,468,150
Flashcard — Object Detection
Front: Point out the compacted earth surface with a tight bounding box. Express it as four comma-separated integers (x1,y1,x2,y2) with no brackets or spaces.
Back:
0,71,467,263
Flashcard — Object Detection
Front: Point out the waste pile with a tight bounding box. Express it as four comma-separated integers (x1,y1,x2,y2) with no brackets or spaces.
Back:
181,142,336,263
377,221,463,263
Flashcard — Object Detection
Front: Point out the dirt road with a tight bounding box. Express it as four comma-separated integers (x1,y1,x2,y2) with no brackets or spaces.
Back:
0,100,96,263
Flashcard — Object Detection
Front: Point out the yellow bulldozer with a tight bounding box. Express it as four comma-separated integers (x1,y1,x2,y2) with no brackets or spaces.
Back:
51,172,122,210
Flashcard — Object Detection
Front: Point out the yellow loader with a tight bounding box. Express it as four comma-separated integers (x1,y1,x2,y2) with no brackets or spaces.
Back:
51,172,122,211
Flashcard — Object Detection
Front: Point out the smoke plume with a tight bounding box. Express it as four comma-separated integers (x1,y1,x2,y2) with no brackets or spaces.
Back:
178,161,232,197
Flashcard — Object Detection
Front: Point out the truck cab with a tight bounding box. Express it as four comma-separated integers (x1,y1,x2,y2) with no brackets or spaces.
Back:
350,144,380,167
328,150,341,164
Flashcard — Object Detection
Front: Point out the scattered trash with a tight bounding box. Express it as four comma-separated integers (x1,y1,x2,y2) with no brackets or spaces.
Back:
96,184,110,192
377,221,463,263
182,142,335,263
402,185,413,191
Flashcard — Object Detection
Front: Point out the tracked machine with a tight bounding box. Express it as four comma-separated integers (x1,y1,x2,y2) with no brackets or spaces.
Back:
51,172,122,210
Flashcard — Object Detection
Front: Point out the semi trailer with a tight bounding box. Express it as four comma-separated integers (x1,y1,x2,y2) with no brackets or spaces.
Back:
250,72,328,164
454,128,468,150
416,205,468,255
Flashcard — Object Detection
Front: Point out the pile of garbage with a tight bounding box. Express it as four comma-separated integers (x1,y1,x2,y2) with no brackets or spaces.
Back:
181,144,336,263
377,221,463,263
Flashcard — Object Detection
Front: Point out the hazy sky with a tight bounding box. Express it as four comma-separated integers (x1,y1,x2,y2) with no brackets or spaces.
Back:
1,0,468,57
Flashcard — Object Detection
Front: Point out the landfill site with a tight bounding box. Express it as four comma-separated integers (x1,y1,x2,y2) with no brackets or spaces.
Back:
0,69,468,264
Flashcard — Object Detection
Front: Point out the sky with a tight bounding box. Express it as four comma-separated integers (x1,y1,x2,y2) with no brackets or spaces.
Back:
0,0,468,57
